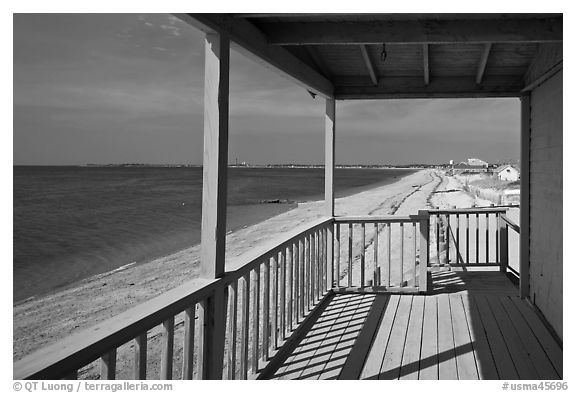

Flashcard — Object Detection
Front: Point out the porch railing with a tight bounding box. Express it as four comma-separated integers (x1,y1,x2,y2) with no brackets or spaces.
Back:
14,207,519,380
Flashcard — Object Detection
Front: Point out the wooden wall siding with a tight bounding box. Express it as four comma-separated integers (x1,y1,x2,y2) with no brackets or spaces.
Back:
529,70,563,340
484,43,540,77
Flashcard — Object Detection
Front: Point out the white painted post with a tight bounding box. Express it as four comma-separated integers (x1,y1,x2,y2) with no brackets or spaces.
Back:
520,95,530,299
199,32,230,380
325,98,336,288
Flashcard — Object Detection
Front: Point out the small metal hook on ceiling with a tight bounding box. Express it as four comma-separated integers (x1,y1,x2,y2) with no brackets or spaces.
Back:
380,44,387,63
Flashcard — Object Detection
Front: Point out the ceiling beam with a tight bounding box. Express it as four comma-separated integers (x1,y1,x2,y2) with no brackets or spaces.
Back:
359,45,378,86
176,14,334,99
423,44,430,85
304,46,332,79
333,75,523,99
476,43,492,85
260,16,562,45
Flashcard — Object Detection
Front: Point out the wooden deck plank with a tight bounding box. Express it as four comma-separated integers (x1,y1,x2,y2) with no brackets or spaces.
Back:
339,295,390,380
473,295,518,379
379,295,413,379
399,295,425,380
437,294,458,379
418,296,438,380
272,294,354,379
499,296,559,379
510,297,563,377
485,295,539,379
359,295,401,380
449,294,479,380
460,294,499,379
316,295,375,379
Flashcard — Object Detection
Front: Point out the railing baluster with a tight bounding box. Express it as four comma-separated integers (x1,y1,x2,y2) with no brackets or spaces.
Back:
310,232,316,304
293,242,300,324
456,214,460,262
386,223,391,287
271,256,278,351
499,215,509,272
317,229,322,299
400,222,404,287
445,214,450,263
299,237,305,319
250,266,260,374
305,235,310,311
466,213,470,264
135,333,147,380
286,245,293,332
324,226,328,292
418,211,430,292
475,213,480,263
160,317,174,380
373,223,379,286
335,223,340,288
360,223,366,288
348,223,353,288
485,213,489,264
318,229,323,295
262,260,270,361
496,213,500,263
279,250,286,342
239,274,250,379
226,284,236,380
436,214,440,264
413,222,417,287
100,349,116,380
196,301,206,379
183,306,195,380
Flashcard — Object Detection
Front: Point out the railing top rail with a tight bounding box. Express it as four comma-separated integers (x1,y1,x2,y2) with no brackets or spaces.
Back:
428,207,509,215
500,214,520,233
334,214,427,223
14,277,219,380
223,216,333,281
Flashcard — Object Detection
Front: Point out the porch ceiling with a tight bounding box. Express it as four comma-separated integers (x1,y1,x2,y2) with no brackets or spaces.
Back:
180,13,562,99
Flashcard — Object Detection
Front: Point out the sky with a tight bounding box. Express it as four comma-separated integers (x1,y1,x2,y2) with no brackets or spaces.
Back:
13,13,521,166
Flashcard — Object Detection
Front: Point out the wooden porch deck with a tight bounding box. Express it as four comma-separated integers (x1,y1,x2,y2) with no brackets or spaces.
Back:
264,271,562,380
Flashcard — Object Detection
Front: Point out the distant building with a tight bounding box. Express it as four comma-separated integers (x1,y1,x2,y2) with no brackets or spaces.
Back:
494,164,520,181
466,158,489,167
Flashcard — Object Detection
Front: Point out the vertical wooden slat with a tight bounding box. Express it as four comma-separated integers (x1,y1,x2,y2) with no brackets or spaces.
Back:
298,238,306,319
323,226,329,293
466,213,470,264
161,317,174,380
100,349,117,380
445,214,450,263
499,216,509,272
286,245,293,332
400,222,404,287
310,232,316,304
348,223,353,288
485,213,490,263
456,214,460,262
436,214,440,263
293,242,300,323
226,283,237,379
373,223,379,286
271,256,278,351
134,333,147,380
335,223,340,288
360,223,366,288
419,211,430,292
413,222,417,287
386,223,391,287
250,267,260,374
196,301,206,379
475,213,480,263
239,275,250,379
304,235,310,311
318,229,323,298
262,260,270,361
327,223,334,291
496,213,500,263
279,251,286,342
183,307,195,380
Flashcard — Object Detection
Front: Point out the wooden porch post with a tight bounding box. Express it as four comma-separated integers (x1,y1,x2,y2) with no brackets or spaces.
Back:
199,32,230,379
520,95,531,299
325,98,336,288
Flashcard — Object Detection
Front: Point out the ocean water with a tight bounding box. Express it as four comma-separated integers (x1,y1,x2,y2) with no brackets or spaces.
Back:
13,166,415,302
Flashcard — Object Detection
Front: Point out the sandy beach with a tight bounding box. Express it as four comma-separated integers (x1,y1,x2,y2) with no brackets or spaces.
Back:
14,168,519,378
